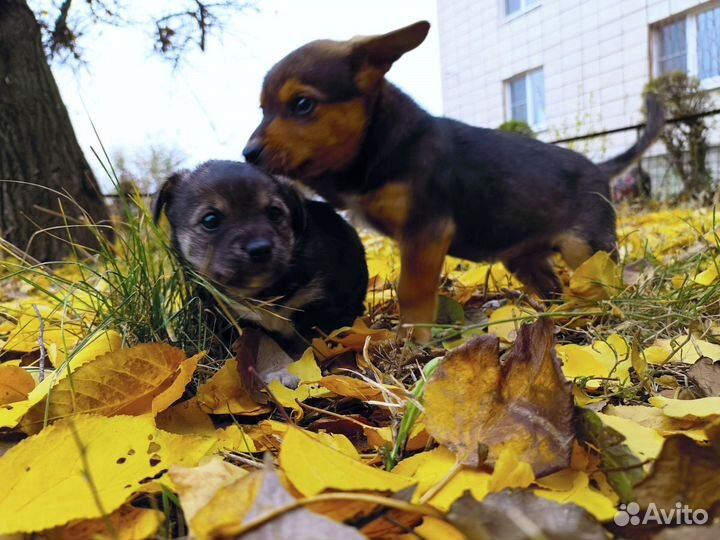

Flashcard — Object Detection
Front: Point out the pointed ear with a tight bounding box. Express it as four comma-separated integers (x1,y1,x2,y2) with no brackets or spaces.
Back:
353,21,430,72
275,178,307,234
153,170,187,222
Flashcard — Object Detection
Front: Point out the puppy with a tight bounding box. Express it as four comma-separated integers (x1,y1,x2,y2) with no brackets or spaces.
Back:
243,21,665,342
154,160,369,352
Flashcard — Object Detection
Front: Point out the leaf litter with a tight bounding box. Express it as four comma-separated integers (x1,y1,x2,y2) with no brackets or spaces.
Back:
1,206,720,538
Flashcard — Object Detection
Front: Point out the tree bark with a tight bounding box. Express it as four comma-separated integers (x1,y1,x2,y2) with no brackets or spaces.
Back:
0,0,111,261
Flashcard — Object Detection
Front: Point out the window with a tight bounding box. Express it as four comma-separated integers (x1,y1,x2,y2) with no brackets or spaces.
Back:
698,6,720,80
505,0,541,18
507,69,545,129
655,5,720,86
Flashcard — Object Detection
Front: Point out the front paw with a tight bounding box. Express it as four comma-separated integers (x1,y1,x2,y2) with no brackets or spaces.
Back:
261,368,300,389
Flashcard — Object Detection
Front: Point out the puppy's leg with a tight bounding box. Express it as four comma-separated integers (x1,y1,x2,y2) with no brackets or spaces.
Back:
504,253,563,299
397,220,455,344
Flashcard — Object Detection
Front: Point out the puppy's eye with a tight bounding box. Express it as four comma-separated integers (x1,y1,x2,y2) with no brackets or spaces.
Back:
201,211,222,231
288,96,316,116
266,205,285,224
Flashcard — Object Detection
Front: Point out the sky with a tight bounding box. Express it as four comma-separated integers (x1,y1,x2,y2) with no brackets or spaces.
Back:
50,0,442,192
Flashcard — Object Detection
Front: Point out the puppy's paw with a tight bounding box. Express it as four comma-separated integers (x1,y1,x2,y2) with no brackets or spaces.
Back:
261,368,300,389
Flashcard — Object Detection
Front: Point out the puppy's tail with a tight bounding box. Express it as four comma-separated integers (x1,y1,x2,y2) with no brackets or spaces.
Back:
596,94,665,179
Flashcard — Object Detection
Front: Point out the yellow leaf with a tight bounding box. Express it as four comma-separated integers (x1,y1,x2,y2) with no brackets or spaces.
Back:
604,404,708,441
151,353,202,414
169,458,247,533
20,344,202,432
487,304,537,342
650,396,720,421
266,348,332,418
413,517,465,540
215,425,259,453
318,374,388,401
155,397,216,436
279,426,413,496
568,251,621,300
534,469,616,521
429,470,491,511
691,255,720,286
488,447,535,492
0,414,214,535
196,359,269,416
393,446,458,499
646,336,720,364
595,412,664,460
557,334,631,388
0,366,35,405
0,330,120,429
44,505,164,540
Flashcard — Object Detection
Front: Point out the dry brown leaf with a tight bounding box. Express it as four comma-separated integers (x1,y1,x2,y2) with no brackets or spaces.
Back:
319,374,388,401
447,490,608,540
424,318,574,476
687,357,720,397
634,435,720,514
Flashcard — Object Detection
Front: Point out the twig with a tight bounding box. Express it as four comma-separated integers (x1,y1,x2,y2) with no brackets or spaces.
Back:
32,304,47,382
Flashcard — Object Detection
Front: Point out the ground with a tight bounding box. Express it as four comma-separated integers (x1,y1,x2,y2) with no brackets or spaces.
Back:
0,200,719,539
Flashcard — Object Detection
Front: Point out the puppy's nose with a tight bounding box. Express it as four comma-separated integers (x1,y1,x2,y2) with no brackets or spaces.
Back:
244,237,272,262
243,141,264,164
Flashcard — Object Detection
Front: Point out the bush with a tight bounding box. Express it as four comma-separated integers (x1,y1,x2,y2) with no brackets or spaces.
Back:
497,120,536,138
644,71,713,200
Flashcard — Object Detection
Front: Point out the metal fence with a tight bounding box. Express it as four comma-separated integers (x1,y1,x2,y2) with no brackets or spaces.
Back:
549,108,720,201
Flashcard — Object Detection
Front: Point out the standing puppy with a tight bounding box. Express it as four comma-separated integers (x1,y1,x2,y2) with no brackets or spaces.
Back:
244,21,665,343
154,160,368,351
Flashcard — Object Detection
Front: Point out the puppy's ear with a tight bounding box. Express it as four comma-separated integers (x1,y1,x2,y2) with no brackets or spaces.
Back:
352,21,430,77
275,179,307,234
153,170,187,222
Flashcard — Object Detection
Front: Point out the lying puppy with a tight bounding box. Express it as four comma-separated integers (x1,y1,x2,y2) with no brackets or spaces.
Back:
154,160,369,354
243,21,665,342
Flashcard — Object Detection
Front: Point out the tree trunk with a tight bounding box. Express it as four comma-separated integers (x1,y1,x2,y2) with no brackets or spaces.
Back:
0,0,111,261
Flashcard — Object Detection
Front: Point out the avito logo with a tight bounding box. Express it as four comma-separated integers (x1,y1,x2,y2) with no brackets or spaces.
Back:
614,502,709,526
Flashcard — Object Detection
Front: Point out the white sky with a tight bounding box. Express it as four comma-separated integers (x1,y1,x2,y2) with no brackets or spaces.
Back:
51,0,442,192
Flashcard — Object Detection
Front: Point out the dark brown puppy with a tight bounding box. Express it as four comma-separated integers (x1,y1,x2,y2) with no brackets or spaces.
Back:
154,160,368,350
243,21,665,343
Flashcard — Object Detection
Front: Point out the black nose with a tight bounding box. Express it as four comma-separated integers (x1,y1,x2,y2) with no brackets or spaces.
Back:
243,142,264,164
244,237,272,262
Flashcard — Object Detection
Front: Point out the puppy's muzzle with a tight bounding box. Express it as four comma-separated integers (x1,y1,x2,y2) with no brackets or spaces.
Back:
243,237,273,263
243,141,265,165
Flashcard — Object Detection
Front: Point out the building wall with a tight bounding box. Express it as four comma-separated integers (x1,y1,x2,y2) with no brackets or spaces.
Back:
437,0,720,164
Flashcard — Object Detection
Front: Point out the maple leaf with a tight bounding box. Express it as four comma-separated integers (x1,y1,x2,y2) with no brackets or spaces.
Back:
424,318,575,476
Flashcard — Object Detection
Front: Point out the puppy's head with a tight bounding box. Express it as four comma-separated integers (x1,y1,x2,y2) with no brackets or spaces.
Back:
154,160,305,296
243,21,430,180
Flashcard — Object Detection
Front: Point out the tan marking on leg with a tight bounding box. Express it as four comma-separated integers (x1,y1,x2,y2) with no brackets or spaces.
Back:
555,232,593,269
357,182,411,238
397,220,456,344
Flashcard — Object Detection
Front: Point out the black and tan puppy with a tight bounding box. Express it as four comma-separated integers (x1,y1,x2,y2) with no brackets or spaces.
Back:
243,21,665,342
154,160,368,351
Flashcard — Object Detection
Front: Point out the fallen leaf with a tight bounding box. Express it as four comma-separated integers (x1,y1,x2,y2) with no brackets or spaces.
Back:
604,404,708,441
557,334,631,389
687,357,720,396
191,461,365,539
196,359,270,416
0,365,35,405
0,414,214,535
576,409,645,503
43,505,164,540
266,348,332,418
595,412,664,461
155,397,216,437
279,426,413,496
634,435,720,515
534,469,617,521
169,457,247,532
0,330,121,429
568,251,621,300
487,304,537,342
20,344,203,432
318,374,389,401
424,319,574,476
447,490,608,540
649,395,720,421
